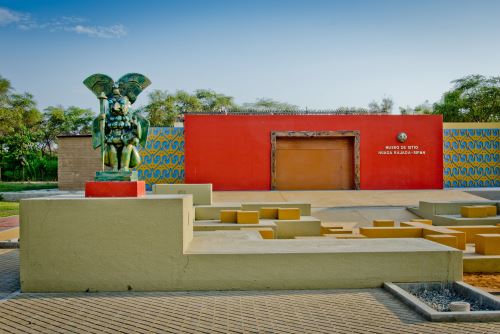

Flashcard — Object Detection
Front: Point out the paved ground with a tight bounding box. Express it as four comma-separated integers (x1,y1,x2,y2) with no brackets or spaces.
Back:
467,190,500,201
0,217,18,232
312,206,419,227
0,250,499,333
213,189,487,208
1,190,498,333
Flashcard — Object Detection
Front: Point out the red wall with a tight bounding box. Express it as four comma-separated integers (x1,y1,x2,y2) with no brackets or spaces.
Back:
185,115,443,190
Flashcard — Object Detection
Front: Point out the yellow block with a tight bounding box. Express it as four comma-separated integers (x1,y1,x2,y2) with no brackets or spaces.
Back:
257,228,275,239
464,257,500,273
359,227,422,238
373,220,394,227
447,225,500,243
240,227,275,239
237,211,259,224
411,219,433,225
0,227,19,241
403,221,467,250
331,234,367,239
220,210,238,223
259,207,279,219
320,223,343,234
475,205,497,217
461,206,488,218
326,229,353,235
278,208,300,220
421,228,466,250
475,234,500,255
424,234,458,249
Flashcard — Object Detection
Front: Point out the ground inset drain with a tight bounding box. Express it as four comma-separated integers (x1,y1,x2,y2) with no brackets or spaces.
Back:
383,281,500,322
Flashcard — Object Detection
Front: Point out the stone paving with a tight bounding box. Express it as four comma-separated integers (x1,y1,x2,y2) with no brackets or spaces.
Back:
0,250,499,333
213,189,488,208
0,216,18,233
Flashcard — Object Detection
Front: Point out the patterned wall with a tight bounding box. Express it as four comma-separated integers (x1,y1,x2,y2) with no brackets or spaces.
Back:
443,128,499,188
136,127,185,190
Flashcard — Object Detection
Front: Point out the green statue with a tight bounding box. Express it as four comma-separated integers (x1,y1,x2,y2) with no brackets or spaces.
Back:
83,73,150,176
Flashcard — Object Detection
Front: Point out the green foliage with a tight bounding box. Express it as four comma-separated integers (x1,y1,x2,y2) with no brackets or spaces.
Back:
174,90,203,113
0,182,57,192
143,90,179,127
0,201,19,217
0,90,42,137
240,98,299,111
336,106,369,114
0,74,91,181
368,98,393,113
195,89,236,112
433,75,500,122
40,105,94,153
143,89,236,126
399,101,433,115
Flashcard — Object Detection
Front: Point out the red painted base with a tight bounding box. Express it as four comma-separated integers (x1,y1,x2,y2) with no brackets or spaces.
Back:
85,181,146,198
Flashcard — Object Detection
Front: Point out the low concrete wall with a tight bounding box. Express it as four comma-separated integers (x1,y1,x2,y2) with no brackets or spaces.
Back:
414,201,500,226
20,195,462,292
241,202,312,216
153,184,212,205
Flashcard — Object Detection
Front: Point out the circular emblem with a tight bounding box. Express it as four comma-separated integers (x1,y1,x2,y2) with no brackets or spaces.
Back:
397,132,407,143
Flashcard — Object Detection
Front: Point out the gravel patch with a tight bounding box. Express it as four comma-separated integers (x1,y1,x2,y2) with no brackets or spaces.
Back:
408,287,495,312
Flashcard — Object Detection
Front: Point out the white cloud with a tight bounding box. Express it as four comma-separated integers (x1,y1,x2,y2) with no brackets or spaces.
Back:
0,7,30,26
0,6,127,38
71,24,127,38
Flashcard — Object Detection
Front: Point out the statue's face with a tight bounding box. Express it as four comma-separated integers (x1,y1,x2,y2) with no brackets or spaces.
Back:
109,96,130,116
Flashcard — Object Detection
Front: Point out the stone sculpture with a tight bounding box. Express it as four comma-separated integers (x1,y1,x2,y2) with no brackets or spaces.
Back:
83,73,150,180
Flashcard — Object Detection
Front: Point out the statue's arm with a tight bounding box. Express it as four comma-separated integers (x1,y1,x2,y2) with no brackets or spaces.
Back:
91,117,102,149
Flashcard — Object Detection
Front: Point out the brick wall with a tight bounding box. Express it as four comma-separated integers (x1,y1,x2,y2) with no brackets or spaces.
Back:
57,135,101,190
57,128,185,190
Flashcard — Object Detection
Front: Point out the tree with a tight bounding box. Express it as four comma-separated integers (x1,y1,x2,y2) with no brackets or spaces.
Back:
433,75,500,122
336,106,369,114
40,105,94,154
399,101,433,115
142,90,179,127
0,92,41,137
368,97,393,114
241,98,299,111
2,128,41,180
174,90,203,113
142,89,237,126
195,89,235,112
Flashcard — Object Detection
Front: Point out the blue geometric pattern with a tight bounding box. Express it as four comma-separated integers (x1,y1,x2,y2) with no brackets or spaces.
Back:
443,128,499,188
135,127,185,190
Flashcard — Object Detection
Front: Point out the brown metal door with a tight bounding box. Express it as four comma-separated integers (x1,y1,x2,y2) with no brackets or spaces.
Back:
275,137,354,190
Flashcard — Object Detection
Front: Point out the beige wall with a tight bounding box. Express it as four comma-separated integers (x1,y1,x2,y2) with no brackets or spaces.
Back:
57,136,101,190
21,195,462,293
153,184,212,205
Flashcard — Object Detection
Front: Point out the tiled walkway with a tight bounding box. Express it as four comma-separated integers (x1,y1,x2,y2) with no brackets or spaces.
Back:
0,216,19,232
0,250,499,333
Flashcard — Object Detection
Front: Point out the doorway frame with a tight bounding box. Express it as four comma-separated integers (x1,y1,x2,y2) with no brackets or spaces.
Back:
270,130,360,190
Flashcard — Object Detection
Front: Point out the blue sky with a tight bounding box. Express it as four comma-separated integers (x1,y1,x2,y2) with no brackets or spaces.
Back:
1,0,500,112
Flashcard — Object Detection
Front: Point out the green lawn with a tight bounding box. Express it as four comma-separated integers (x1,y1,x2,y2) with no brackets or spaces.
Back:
0,202,19,217
0,182,58,192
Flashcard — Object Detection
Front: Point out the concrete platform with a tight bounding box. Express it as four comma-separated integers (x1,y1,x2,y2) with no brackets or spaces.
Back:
20,195,462,293
437,214,500,226
213,190,488,208
194,219,277,232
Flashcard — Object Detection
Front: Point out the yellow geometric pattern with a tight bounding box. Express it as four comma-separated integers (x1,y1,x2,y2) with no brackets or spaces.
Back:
443,128,499,188
136,127,185,190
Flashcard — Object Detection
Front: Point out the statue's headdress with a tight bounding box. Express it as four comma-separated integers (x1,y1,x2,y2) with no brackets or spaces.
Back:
83,73,151,104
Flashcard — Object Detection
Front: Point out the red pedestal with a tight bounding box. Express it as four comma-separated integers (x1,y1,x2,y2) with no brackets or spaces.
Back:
85,181,146,198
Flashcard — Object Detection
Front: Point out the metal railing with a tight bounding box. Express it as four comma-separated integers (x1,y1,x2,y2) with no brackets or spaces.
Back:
182,109,390,116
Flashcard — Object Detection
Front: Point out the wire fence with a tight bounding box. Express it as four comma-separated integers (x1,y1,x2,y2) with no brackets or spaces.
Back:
182,109,391,116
